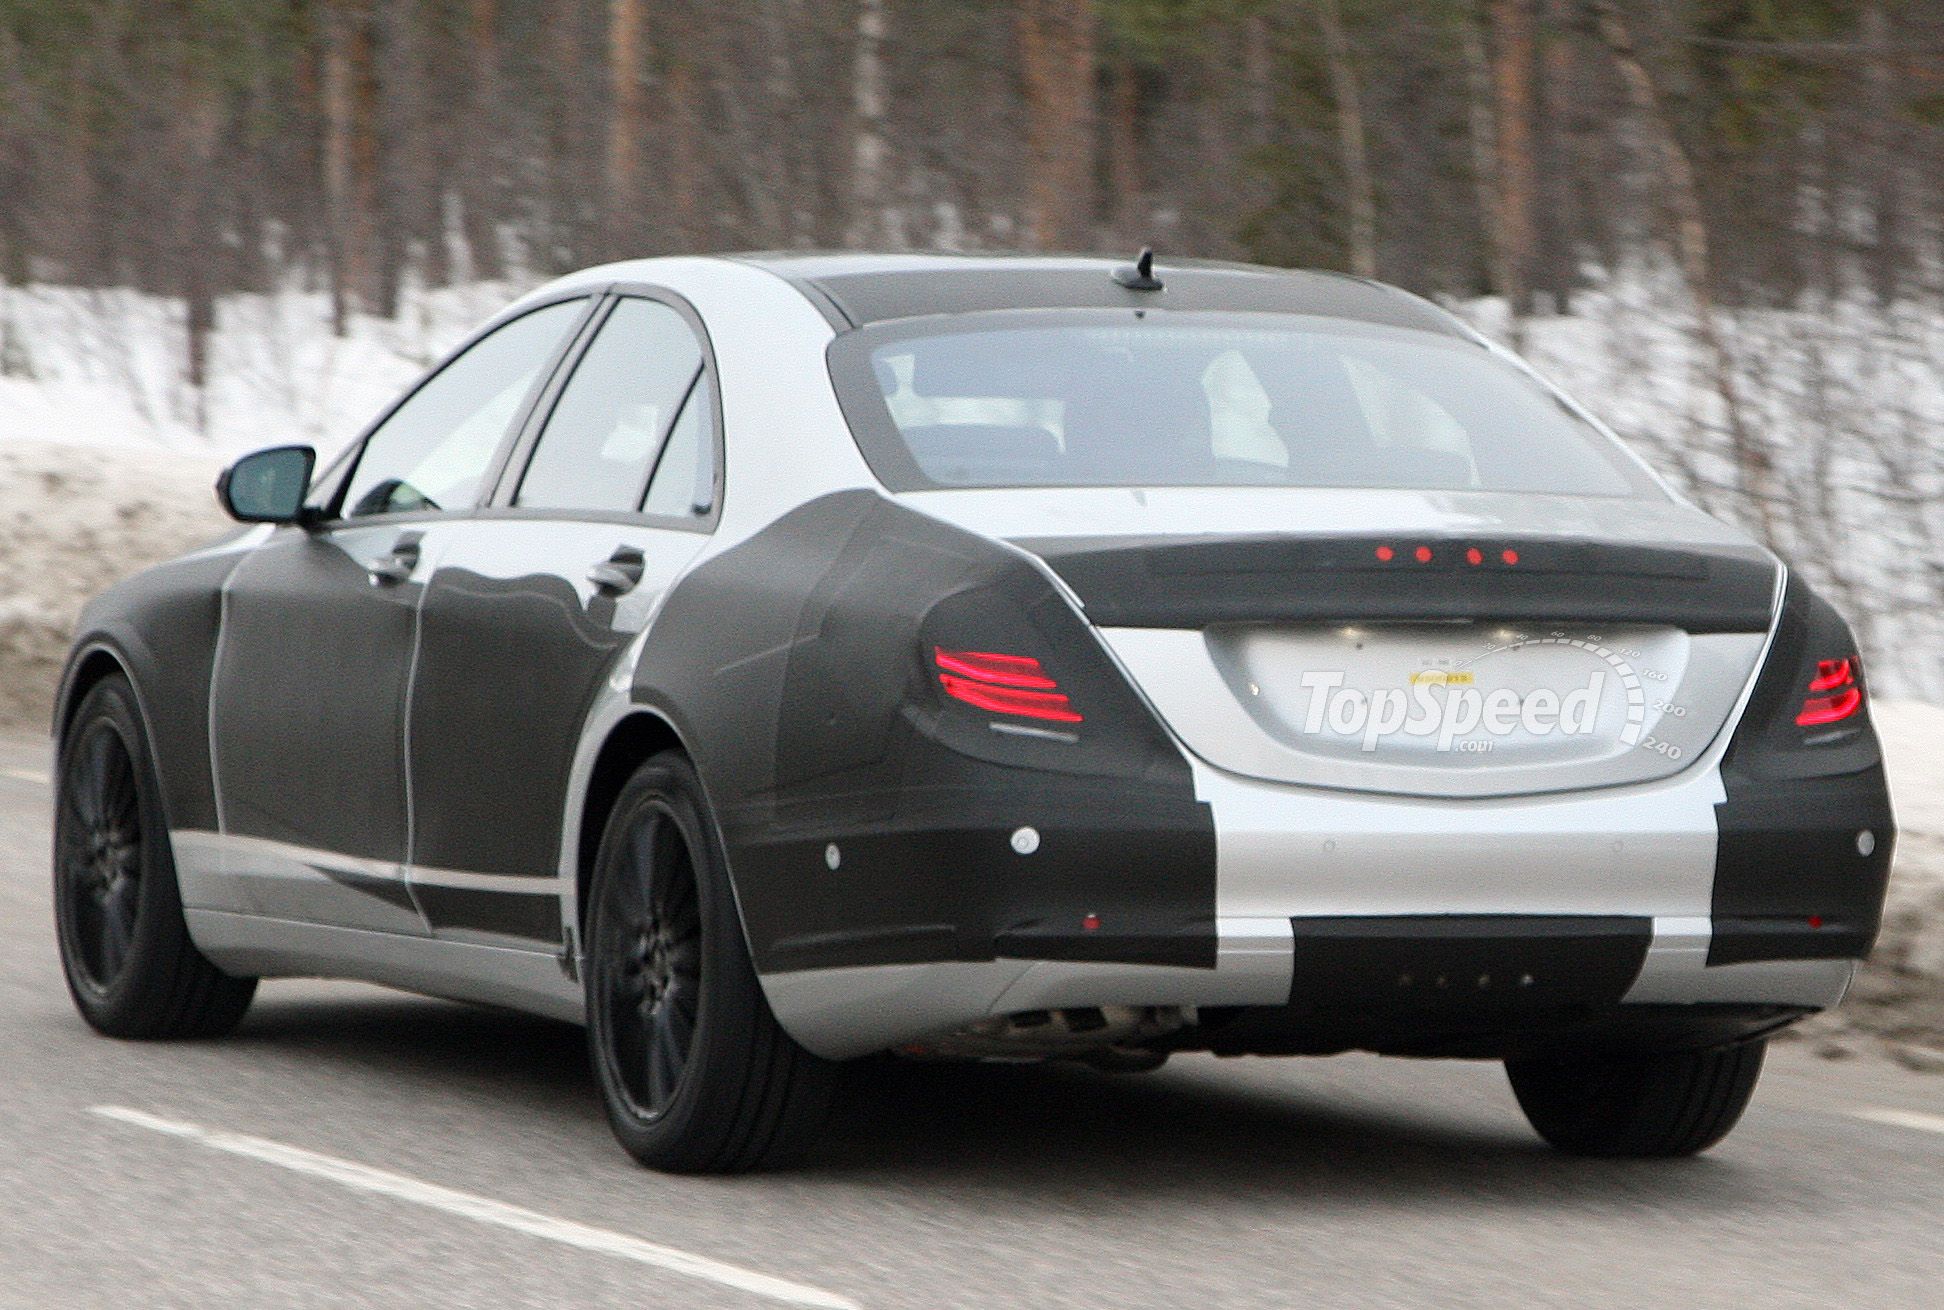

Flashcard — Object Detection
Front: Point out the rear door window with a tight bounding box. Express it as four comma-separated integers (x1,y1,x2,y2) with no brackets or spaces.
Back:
514,297,706,515
641,377,715,517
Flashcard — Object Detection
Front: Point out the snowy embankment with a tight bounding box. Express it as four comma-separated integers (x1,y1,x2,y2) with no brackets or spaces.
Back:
1795,702,1944,1067
0,439,224,728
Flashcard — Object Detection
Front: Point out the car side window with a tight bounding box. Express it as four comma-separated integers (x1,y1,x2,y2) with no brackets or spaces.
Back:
641,376,714,517
341,299,586,519
514,297,706,515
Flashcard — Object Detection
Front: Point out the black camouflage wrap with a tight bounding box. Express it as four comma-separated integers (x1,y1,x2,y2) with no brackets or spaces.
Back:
630,491,1217,975
1709,573,1895,965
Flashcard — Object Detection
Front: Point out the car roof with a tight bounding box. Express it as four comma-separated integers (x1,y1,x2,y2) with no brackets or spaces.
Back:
727,251,1468,337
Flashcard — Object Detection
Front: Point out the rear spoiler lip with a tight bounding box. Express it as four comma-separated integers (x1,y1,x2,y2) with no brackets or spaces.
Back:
1014,533,1780,634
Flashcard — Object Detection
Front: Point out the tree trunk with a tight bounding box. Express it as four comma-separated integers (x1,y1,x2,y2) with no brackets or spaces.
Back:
460,0,503,280
1590,1,1777,544
61,60,104,281
765,0,811,247
351,10,383,312
607,0,648,251
321,1,381,333
546,0,591,269
1243,13,1273,148
321,3,356,334
1107,57,1142,242
847,0,889,248
1488,0,1537,318
1016,0,1097,251
0,249,30,380
1859,1,1902,304
667,59,700,249
1314,0,1377,278
370,0,410,321
185,263,215,402
179,98,222,404
1534,0,1577,310
1460,7,1518,341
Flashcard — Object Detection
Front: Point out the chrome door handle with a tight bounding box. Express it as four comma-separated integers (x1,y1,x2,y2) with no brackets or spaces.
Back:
588,547,646,596
366,536,422,585
366,558,414,585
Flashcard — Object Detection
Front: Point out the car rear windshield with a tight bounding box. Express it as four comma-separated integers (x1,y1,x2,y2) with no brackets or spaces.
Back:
828,310,1656,497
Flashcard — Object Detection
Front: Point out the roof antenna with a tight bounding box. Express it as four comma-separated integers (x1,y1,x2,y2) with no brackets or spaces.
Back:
1112,246,1164,291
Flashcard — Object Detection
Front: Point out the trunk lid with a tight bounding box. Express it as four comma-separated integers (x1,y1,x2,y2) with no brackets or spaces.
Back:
906,487,1780,798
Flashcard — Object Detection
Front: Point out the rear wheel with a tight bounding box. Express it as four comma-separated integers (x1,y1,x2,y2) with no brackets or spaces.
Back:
1506,1039,1767,1158
585,751,837,1172
53,675,256,1038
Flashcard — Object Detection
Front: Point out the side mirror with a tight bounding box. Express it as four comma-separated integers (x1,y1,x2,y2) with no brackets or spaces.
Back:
217,445,316,524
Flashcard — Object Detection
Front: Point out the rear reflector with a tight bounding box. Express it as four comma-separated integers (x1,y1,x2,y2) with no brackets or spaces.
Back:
934,647,1082,723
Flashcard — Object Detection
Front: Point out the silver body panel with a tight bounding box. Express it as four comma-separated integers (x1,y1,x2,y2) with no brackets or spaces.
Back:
187,908,581,1022
1104,623,1768,798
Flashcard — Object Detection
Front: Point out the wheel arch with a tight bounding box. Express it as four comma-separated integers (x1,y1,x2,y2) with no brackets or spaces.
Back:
55,640,138,742
53,636,182,832
573,709,687,938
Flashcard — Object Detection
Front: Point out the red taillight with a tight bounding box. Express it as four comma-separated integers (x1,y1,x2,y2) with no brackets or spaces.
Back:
1808,658,1853,693
1796,656,1862,727
932,647,1057,689
1797,687,1861,726
933,647,1083,723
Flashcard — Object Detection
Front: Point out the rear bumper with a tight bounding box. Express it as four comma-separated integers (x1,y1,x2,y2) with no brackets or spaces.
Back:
758,754,1884,1060
762,913,1855,1060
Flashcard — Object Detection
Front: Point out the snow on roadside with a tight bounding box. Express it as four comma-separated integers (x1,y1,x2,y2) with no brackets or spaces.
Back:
0,279,527,459
1876,700,1944,842
1800,700,1944,1068
0,439,227,729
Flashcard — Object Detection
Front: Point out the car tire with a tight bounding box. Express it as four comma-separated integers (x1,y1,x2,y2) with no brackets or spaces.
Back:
585,750,837,1172
1505,1039,1767,1158
53,675,257,1039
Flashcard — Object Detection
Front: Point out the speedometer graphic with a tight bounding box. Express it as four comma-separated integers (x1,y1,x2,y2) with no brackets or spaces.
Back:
1462,633,1650,746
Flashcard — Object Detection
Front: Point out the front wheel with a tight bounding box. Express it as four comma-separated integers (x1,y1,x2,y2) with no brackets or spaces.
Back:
53,675,257,1038
1506,1039,1767,1158
585,751,837,1172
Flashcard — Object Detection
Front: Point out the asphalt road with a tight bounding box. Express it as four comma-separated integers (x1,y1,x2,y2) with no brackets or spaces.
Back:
2,732,1940,1310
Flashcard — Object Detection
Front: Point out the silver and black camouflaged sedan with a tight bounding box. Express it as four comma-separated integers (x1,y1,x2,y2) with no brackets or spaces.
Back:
53,252,1894,1172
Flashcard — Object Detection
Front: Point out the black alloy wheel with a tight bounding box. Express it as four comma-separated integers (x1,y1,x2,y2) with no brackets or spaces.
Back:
56,715,145,996
53,674,256,1038
590,797,704,1121
585,751,837,1172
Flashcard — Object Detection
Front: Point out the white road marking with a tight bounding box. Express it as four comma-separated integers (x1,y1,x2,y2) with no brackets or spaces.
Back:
90,1106,861,1310
2,766,48,785
1853,1106,1944,1137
